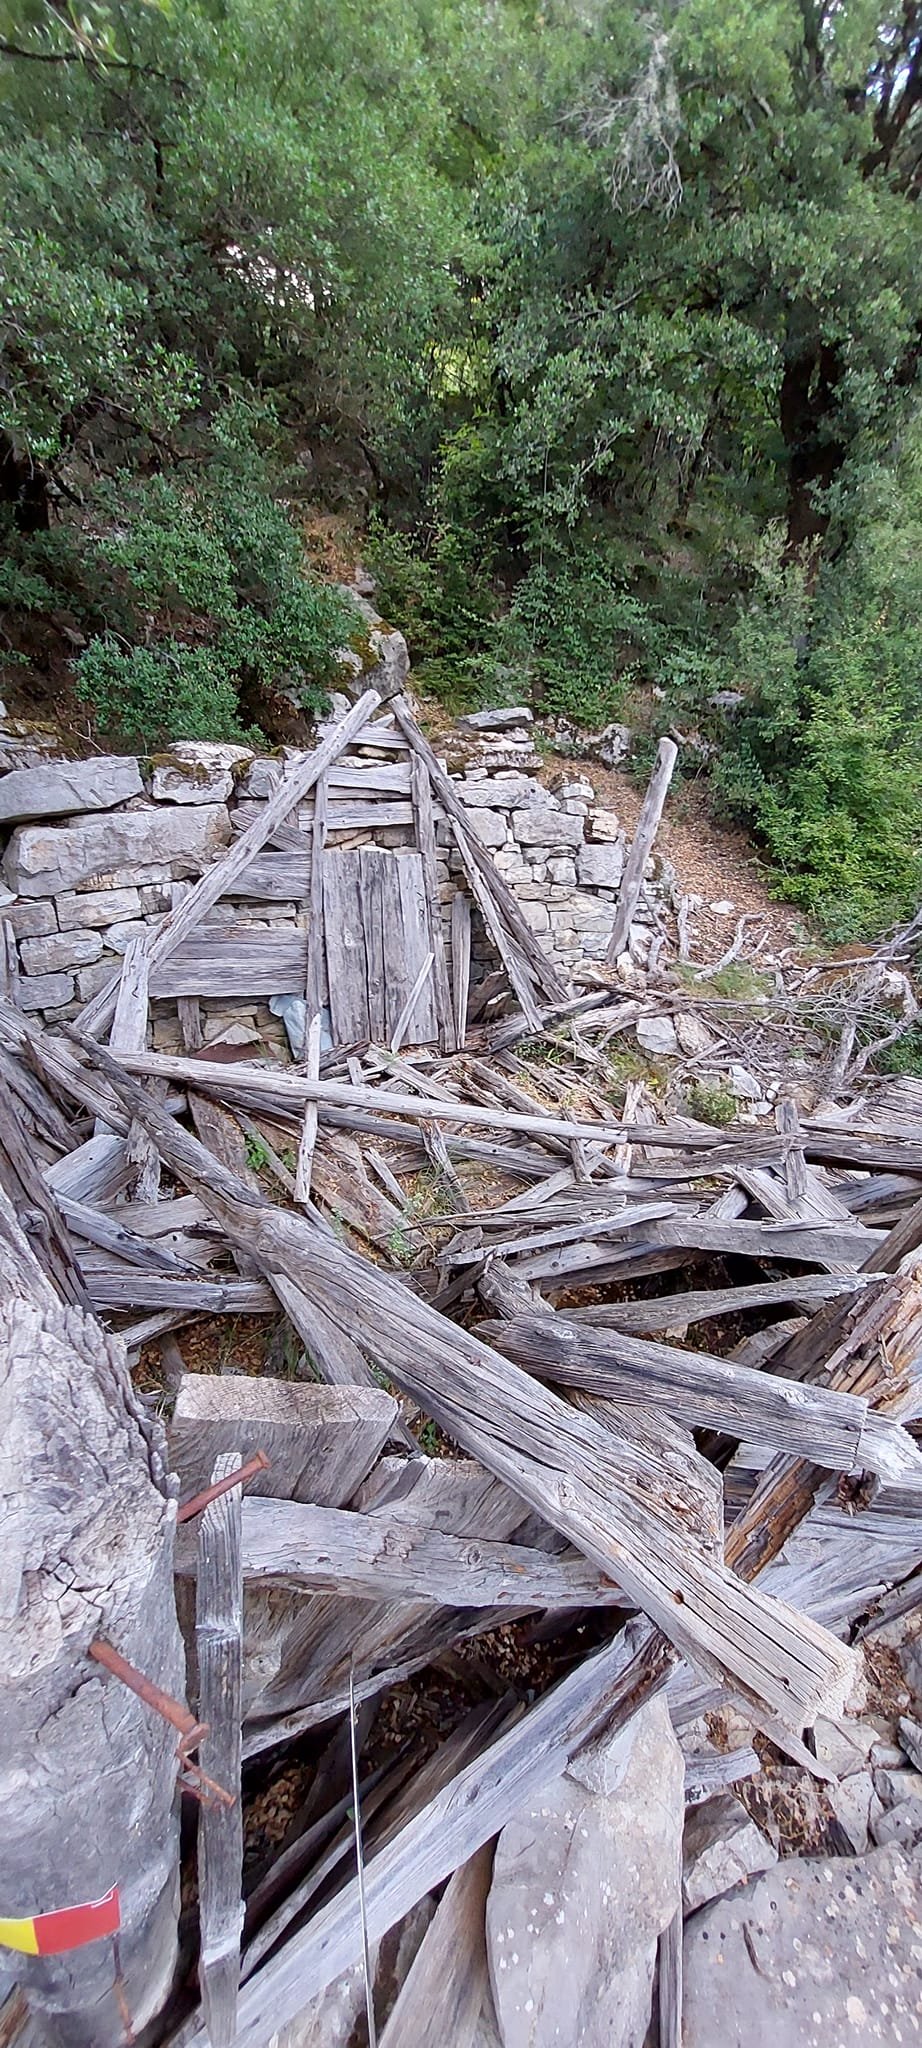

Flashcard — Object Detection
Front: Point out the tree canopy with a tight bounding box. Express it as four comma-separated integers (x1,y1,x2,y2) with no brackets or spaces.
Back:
1,0,920,932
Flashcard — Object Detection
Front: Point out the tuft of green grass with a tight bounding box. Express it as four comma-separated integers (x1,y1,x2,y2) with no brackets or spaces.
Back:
674,959,773,1002
685,1080,737,1126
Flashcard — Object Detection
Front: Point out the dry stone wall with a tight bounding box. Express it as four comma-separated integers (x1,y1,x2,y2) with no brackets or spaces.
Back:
0,706,669,1034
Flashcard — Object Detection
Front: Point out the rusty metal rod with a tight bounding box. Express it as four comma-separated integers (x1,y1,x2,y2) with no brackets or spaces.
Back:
176,1447,270,1524
88,1639,235,1808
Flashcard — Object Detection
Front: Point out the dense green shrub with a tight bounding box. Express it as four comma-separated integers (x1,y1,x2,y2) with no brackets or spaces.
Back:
75,638,256,747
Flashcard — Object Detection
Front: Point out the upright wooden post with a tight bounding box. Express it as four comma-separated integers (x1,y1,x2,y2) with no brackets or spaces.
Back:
196,1456,244,2048
605,737,678,965
0,1184,184,2047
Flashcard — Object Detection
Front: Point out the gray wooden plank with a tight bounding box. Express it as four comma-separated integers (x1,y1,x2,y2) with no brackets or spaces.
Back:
151,928,309,1000
196,1454,244,2048
389,854,439,1047
411,749,455,1053
358,846,387,1044
323,851,370,1046
451,890,472,1051
171,1374,396,1508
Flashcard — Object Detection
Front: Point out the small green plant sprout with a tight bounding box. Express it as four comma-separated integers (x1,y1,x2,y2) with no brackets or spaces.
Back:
685,1080,737,1127
244,1131,272,1174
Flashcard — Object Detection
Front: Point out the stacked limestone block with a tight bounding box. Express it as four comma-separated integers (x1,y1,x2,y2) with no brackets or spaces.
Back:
448,769,664,972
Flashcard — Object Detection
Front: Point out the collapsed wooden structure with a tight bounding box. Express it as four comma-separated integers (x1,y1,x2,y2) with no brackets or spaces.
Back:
2,690,922,2047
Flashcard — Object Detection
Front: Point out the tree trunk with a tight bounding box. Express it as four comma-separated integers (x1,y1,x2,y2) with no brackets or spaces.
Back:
779,338,844,558
0,1186,183,2046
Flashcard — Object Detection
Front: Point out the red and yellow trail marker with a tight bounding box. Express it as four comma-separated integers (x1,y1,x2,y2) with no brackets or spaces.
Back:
0,1887,120,1955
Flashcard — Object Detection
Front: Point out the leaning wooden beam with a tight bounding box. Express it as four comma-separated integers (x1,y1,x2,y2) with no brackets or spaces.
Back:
0,1183,184,2048
195,1456,244,2048
410,750,455,1053
392,698,568,1003
377,1843,494,2048
570,1273,870,1333
606,737,677,965
83,1046,858,1729
478,1311,922,1479
75,687,382,1038
178,1496,626,1609
109,1049,767,1155
186,1623,673,2048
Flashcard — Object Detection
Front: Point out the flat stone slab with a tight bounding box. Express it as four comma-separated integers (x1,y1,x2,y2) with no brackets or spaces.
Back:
0,756,142,824
3,804,231,897
457,706,533,730
152,741,253,805
683,1842,922,2047
512,807,583,849
683,1794,777,1911
486,1693,683,2048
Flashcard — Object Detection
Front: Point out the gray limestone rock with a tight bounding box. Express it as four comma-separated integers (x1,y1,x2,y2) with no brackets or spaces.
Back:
637,1014,678,1057
826,1771,875,1853
4,803,231,897
103,920,151,954
0,755,142,824
55,887,142,930
683,1842,922,2048
457,706,534,731
152,741,252,805
18,970,75,1012
898,1716,922,1773
871,1796,922,1848
577,842,624,889
485,1692,683,2048
462,807,508,848
0,900,57,940
512,808,583,849
19,928,103,975
682,1795,777,1912
674,1012,719,1058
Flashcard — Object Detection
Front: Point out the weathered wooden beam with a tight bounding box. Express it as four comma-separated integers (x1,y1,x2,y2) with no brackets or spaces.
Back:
0,1184,183,2048
478,1311,922,1478
196,1456,244,2048
570,1274,870,1333
170,1375,396,1509
84,1048,858,1732
178,1496,627,1609
606,737,677,965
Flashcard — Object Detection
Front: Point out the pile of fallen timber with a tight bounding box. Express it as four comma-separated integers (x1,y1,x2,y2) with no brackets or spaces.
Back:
2,698,922,2048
